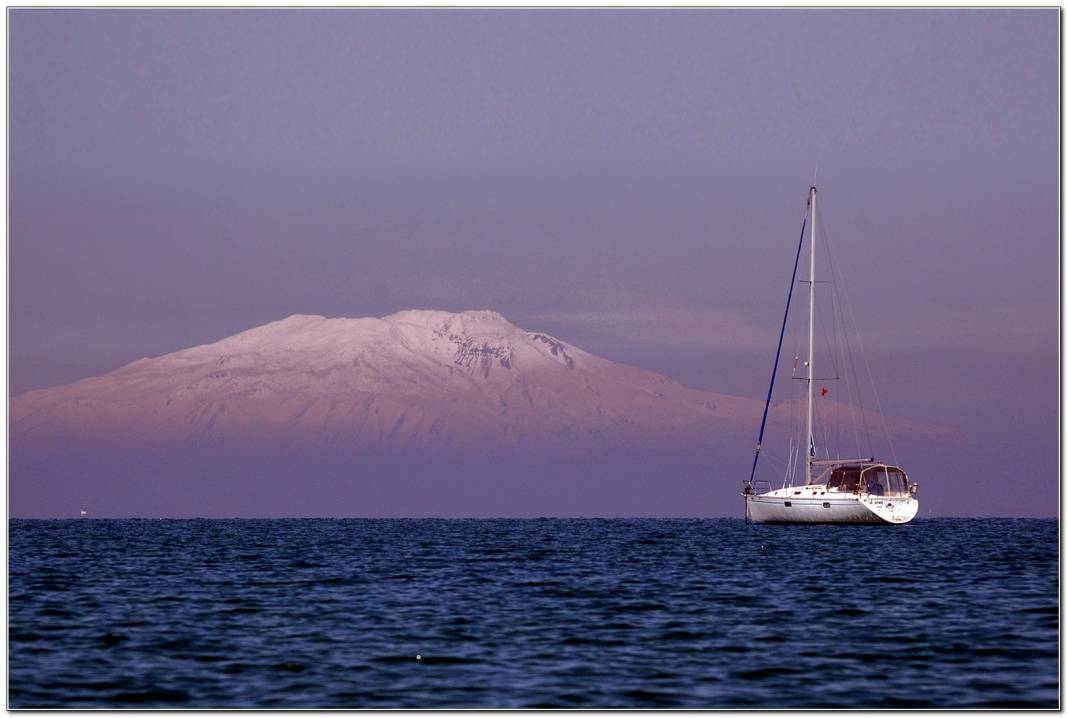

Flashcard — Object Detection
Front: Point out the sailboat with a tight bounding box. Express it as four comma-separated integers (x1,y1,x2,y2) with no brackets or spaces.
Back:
743,185,919,525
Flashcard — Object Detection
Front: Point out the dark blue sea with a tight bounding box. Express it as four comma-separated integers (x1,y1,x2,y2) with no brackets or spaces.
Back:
8,518,1059,708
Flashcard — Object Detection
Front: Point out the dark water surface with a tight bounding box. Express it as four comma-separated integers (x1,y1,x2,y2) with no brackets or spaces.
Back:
8,518,1059,708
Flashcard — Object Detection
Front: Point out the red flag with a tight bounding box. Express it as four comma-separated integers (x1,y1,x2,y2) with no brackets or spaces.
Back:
820,387,829,396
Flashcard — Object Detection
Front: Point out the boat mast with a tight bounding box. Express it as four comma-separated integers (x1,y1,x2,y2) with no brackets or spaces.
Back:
805,185,817,485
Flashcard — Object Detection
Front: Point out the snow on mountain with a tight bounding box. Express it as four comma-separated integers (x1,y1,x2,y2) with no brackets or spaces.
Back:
11,310,760,452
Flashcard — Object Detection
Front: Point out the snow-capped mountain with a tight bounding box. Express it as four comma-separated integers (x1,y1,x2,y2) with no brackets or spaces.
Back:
11,310,760,452
10,310,952,517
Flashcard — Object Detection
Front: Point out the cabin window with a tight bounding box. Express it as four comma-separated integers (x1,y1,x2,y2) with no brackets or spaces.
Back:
885,470,908,496
827,468,861,492
863,469,886,496
862,468,909,497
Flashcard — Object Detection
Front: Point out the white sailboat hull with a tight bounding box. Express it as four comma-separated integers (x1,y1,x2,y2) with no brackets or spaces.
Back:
746,489,919,525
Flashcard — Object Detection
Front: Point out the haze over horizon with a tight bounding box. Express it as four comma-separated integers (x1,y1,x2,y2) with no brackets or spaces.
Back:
9,9,1058,517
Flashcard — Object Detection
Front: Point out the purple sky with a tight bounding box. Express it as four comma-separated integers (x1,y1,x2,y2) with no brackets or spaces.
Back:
9,9,1059,516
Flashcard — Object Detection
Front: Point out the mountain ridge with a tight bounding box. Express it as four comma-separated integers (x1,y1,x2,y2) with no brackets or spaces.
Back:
11,309,760,452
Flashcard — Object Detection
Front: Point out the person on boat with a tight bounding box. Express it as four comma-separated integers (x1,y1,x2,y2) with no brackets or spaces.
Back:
865,473,885,496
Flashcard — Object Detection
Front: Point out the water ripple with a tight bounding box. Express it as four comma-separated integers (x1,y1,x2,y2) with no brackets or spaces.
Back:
9,517,1058,708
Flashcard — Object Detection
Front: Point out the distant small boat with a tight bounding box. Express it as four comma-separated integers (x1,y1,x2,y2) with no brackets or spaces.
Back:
79,510,88,517
743,185,919,525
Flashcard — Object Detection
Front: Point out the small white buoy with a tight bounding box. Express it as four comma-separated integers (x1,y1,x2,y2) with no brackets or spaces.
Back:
415,654,422,661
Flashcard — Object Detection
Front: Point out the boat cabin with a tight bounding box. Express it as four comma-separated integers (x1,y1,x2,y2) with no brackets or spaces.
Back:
815,463,913,497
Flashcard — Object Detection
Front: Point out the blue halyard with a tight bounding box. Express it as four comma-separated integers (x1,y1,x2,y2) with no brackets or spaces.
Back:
746,215,807,489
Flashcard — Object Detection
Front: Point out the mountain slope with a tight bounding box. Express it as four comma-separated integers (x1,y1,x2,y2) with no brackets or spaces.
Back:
11,310,759,452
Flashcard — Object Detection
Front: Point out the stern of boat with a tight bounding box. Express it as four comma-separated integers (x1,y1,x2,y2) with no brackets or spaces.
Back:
858,494,919,524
